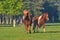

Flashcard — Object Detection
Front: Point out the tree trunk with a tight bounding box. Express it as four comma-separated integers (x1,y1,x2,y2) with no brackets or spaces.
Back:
13,19,16,27
6,16,9,24
2,16,4,24
10,17,12,24
0,18,1,24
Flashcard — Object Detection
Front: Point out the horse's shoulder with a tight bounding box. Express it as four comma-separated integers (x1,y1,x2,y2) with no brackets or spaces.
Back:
38,15,42,20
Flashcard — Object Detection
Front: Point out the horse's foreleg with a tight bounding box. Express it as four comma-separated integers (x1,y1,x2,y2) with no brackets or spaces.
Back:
37,24,40,32
25,25,29,33
42,24,45,32
29,25,31,33
26,24,31,33
37,25,40,32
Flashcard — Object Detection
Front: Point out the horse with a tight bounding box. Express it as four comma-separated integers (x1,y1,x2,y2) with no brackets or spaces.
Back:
23,9,31,33
32,12,49,33
38,12,49,32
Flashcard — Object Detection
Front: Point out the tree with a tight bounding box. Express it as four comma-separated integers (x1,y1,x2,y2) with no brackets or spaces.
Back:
22,0,44,15
0,0,22,27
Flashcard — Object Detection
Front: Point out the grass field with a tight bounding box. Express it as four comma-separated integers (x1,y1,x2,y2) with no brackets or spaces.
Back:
0,25,60,40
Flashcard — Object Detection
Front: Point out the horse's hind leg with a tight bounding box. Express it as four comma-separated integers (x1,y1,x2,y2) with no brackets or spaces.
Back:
33,25,36,33
33,23,38,33
35,26,39,32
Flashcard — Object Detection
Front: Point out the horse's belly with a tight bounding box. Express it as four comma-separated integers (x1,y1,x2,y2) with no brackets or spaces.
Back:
38,21,44,26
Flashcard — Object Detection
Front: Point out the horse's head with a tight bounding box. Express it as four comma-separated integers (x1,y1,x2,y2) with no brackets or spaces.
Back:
43,12,49,21
23,9,28,14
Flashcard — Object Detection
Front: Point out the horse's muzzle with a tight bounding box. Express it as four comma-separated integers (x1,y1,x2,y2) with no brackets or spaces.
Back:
47,18,49,21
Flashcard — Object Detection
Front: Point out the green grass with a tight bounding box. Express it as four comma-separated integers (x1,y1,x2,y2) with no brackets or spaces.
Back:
0,25,60,40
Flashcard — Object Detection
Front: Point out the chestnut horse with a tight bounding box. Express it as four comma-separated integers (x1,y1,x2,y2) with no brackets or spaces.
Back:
32,12,49,33
23,9,31,33
38,12,49,32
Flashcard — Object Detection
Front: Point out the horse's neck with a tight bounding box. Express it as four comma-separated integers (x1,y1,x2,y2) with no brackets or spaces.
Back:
38,15,45,21
39,15,42,20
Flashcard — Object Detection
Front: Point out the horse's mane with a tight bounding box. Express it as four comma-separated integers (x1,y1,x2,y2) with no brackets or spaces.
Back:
26,13,28,17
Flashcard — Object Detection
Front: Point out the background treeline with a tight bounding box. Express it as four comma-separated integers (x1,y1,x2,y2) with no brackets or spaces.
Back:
0,0,60,26
0,0,22,27
22,0,60,22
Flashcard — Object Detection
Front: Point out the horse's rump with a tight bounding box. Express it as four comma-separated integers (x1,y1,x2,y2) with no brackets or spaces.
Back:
32,16,39,22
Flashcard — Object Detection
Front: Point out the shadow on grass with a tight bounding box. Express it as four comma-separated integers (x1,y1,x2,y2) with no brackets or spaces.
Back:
41,31,60,33
33,31,60,33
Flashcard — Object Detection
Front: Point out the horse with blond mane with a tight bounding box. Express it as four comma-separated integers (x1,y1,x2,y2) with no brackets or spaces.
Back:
23,9,31,33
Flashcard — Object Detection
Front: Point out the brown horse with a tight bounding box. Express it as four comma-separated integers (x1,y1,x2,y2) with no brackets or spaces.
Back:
23,9,31,33
32,12,49,33
38,12,49,32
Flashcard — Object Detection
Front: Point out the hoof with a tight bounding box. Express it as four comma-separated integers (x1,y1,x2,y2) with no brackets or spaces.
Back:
29,30,31,34
44,31,45,33
36,31,39,33
33,30,35,33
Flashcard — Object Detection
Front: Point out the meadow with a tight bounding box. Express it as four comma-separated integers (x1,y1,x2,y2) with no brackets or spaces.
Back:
0,25,60,40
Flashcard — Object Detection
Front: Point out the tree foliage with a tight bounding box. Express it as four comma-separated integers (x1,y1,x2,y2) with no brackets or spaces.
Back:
22,0,44,15
0,0,22,16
